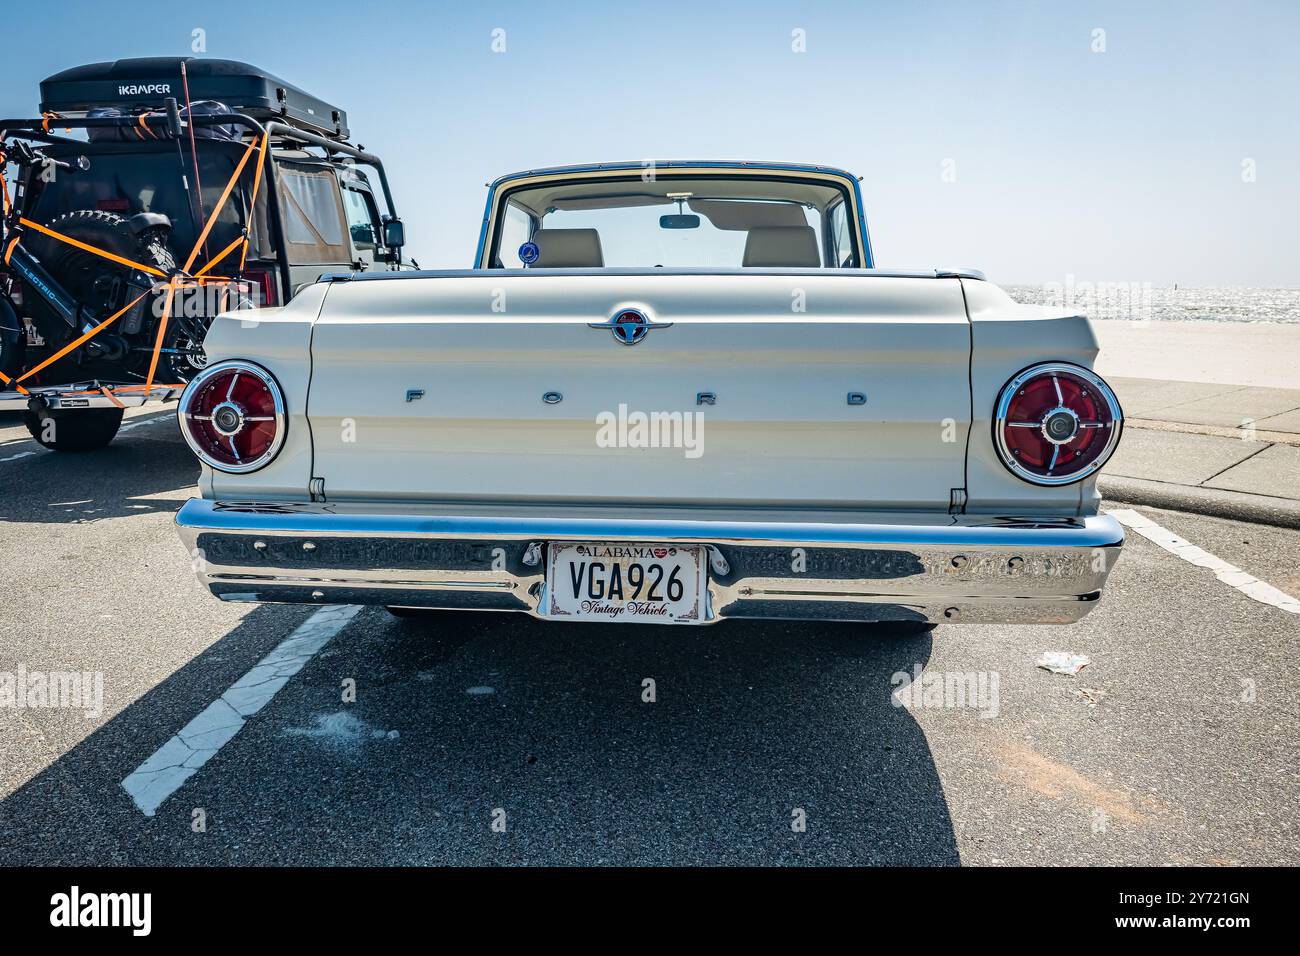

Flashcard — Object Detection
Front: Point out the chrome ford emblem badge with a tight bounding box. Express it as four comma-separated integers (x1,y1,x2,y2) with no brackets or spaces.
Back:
588,308,672,346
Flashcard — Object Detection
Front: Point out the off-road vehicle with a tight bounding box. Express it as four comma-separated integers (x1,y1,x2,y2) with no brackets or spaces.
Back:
0,56,407,450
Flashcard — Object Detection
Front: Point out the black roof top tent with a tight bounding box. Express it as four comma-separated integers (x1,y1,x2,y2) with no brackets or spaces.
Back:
39,56,350,140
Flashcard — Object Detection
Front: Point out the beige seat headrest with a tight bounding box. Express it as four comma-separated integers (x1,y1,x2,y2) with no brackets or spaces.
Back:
532,228,604,268
742,225,821,268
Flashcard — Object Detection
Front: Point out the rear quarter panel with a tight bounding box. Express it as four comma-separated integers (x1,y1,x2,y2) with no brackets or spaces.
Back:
962,279,1102,516
197,284,323,500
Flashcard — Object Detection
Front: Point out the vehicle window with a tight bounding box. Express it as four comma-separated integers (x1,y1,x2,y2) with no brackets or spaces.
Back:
539,204,760,268
28,142,254,261
342,187,377,250
827,199,856,267
497,201,532,267
276,163,349,263
490,176,855,269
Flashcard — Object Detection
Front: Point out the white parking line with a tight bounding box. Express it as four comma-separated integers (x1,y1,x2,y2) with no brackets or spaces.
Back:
119,411,175,434
121,604,363,816
1111,508,1300,614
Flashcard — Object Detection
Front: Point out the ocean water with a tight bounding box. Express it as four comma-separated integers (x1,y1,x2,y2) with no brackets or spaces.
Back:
1004,285,1300,324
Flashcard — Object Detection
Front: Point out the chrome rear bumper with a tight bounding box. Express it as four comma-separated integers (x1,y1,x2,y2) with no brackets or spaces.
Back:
175,499,1124,625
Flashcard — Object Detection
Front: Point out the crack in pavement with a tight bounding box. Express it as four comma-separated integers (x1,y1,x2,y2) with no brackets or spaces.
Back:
120,604,363,816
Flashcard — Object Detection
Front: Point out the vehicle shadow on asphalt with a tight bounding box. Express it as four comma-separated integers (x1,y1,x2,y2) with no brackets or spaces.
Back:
371,613,961,865
379,613,961,868
0,608,960,866
0,421,197,523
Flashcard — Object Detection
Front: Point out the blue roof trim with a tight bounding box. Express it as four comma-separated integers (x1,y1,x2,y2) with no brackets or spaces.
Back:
485,160,862,188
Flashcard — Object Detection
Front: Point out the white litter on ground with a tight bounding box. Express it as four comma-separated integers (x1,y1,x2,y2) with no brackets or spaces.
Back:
1111,508,1300,615
1037,652,1091,676
283,711,399,747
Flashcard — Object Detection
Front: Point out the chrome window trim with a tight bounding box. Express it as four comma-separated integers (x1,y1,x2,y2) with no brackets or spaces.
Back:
473,160,875,270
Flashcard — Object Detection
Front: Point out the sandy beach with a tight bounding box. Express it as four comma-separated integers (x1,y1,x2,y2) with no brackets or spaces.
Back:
1092,319,1300,390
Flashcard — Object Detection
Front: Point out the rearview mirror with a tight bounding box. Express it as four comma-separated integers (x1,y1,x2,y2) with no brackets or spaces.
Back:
383,217,406,249
659,214,700,230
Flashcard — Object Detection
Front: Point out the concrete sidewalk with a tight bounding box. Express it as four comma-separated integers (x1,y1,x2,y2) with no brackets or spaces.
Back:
1100,377,1300,528
1093,319,1300,390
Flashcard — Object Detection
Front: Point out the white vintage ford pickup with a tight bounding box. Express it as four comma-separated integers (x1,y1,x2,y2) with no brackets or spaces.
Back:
174,161,1125,627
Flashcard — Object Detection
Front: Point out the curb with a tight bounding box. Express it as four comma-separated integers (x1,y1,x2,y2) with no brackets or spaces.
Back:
1099,475,1300,530
1127,418,1300,447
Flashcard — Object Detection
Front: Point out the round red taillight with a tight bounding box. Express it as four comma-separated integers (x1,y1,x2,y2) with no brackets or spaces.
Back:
178,360,286,473
994,363,1122,485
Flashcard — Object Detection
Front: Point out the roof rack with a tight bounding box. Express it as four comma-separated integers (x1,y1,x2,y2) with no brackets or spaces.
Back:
39,57,349,140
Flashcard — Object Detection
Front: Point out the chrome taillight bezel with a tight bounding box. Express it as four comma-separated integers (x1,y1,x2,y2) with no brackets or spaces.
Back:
178,359,287,474
993,362,1123,486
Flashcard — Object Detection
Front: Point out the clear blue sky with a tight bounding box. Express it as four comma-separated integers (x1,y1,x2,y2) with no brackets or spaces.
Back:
3,0,1297,285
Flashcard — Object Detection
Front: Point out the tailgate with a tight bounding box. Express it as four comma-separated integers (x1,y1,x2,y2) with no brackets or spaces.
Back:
306,272,971,510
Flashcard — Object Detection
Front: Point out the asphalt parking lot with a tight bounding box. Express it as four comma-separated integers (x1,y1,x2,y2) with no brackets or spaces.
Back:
0,407,1296,866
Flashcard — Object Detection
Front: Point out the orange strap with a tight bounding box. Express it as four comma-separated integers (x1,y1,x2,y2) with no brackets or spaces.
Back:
16,218,167,277
4,235,18,265
194,234,246,277
39,112,69,134
99,385,126,409
8,381,184,399
6,133,263,392
0,369,28,395
238,136,268,271
15,289,150,385
182,136,260,273
100,383,185,394
136,113,156,140
143,279,178,391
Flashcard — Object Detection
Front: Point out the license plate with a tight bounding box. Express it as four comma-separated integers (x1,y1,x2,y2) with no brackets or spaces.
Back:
544,542,706,624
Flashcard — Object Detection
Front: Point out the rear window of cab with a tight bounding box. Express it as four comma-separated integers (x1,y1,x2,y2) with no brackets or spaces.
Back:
487,174,862,270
